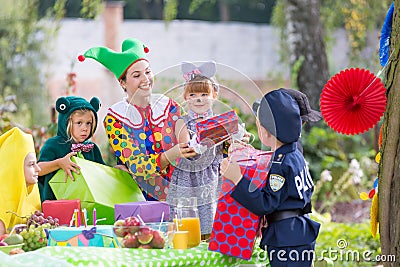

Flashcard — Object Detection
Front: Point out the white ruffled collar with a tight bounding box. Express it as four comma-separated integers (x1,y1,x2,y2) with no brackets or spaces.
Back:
107,94,172,129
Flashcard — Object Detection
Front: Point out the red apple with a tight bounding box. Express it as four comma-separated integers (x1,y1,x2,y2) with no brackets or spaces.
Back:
113,219,128,237
0,234,9,242
137,227,153,244
122,233,140,248
149,230,165,249
124,216,141,234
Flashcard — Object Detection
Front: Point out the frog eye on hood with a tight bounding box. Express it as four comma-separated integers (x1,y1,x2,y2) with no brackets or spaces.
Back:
90,97,101,112
55,97,70,114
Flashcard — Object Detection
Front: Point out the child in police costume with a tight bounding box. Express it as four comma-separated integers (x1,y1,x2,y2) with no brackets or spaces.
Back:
221,89,320,266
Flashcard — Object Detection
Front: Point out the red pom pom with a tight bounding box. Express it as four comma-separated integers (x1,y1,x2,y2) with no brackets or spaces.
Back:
78,55,85,62
144,46,149,53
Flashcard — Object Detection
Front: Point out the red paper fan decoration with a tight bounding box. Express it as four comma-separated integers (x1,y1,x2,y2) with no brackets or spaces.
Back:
320,68,387,135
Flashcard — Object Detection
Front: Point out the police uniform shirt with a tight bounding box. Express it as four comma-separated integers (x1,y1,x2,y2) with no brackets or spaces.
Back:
231,142,320,248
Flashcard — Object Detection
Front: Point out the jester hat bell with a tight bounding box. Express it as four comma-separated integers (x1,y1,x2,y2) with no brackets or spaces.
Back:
78,38,150,80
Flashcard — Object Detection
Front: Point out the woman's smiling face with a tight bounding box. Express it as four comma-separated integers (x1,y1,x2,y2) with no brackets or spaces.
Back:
121,60,153,102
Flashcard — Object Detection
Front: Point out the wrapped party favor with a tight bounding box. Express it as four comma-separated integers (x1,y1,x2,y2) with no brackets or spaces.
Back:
196,110,239,144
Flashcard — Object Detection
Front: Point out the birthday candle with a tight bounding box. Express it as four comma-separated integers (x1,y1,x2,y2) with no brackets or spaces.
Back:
81,211,86,227
93,208,97,227
77,208,81,227
83,208,88,227
74,209,78,228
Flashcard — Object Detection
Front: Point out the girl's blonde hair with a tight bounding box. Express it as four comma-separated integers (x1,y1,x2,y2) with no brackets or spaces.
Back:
66,109,97,141
183,76,218,99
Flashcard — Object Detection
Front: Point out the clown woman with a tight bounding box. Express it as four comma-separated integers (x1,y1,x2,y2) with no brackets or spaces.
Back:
79,38,197,201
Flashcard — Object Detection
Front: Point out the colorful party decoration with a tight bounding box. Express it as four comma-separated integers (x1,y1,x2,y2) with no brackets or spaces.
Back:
359,192,369,201
320,68,387,135
379,2,394,66
370,193,379,238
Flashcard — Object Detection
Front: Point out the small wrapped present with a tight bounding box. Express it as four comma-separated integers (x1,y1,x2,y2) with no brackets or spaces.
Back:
49,156,145,225
208,147,273,260
196,110,239,144
115,201,170,223
42,199,81,226
47,225,118,247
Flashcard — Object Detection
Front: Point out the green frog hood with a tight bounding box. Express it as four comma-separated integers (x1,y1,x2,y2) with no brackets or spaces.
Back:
55,96,101,140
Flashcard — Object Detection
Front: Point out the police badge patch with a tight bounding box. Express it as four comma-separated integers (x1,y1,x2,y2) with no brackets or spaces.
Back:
269,174,285,192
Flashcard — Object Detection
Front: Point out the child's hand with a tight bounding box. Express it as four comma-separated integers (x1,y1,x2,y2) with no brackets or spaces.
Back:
241,131,252,143
165,143,197,162
59,152,80,182
220,157,242,185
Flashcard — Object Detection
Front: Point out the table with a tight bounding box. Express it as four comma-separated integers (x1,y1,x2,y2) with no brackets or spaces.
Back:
0,242,269,267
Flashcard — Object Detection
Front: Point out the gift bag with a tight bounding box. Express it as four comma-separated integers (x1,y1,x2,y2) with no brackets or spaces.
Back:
208,147,273,260
42,199,81,226
196,110,239,144
115,201,170,223
49,156,145,225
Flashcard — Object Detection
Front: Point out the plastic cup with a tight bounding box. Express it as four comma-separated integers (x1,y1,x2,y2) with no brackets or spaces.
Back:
173,231,189,249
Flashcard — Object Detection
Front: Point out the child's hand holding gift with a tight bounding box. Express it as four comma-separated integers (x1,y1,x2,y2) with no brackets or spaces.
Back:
220,158,242,185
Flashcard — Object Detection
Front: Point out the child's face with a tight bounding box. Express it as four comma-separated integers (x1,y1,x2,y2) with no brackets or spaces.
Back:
71,112,93,143
256,119,275,148
24,152,40,186
185,92,214,115
121,60,153,101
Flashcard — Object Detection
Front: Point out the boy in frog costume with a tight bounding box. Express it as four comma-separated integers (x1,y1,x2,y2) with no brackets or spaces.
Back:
38,96,105,202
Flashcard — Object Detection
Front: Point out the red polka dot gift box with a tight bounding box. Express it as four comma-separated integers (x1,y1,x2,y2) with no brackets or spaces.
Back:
208,147,273,260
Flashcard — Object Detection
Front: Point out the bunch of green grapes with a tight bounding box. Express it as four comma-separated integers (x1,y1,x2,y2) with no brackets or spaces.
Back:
20,224,49,251
17,211,60,251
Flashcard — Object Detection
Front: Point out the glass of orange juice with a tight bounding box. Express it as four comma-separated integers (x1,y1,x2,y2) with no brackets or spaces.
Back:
172,230,189,249
173,197,201,248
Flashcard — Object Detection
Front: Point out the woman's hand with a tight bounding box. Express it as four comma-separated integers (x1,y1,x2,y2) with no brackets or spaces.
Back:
220,157,242,185
58,152,80,182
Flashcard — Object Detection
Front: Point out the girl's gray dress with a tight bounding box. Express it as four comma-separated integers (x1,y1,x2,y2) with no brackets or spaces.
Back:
167,114,224,235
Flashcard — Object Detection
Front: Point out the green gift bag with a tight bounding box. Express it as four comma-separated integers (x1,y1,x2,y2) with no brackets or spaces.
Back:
49,156,145,225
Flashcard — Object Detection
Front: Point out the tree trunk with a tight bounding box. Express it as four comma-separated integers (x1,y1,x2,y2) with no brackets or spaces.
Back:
285,0,329,111
218,0,230,21
379,1,400,266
